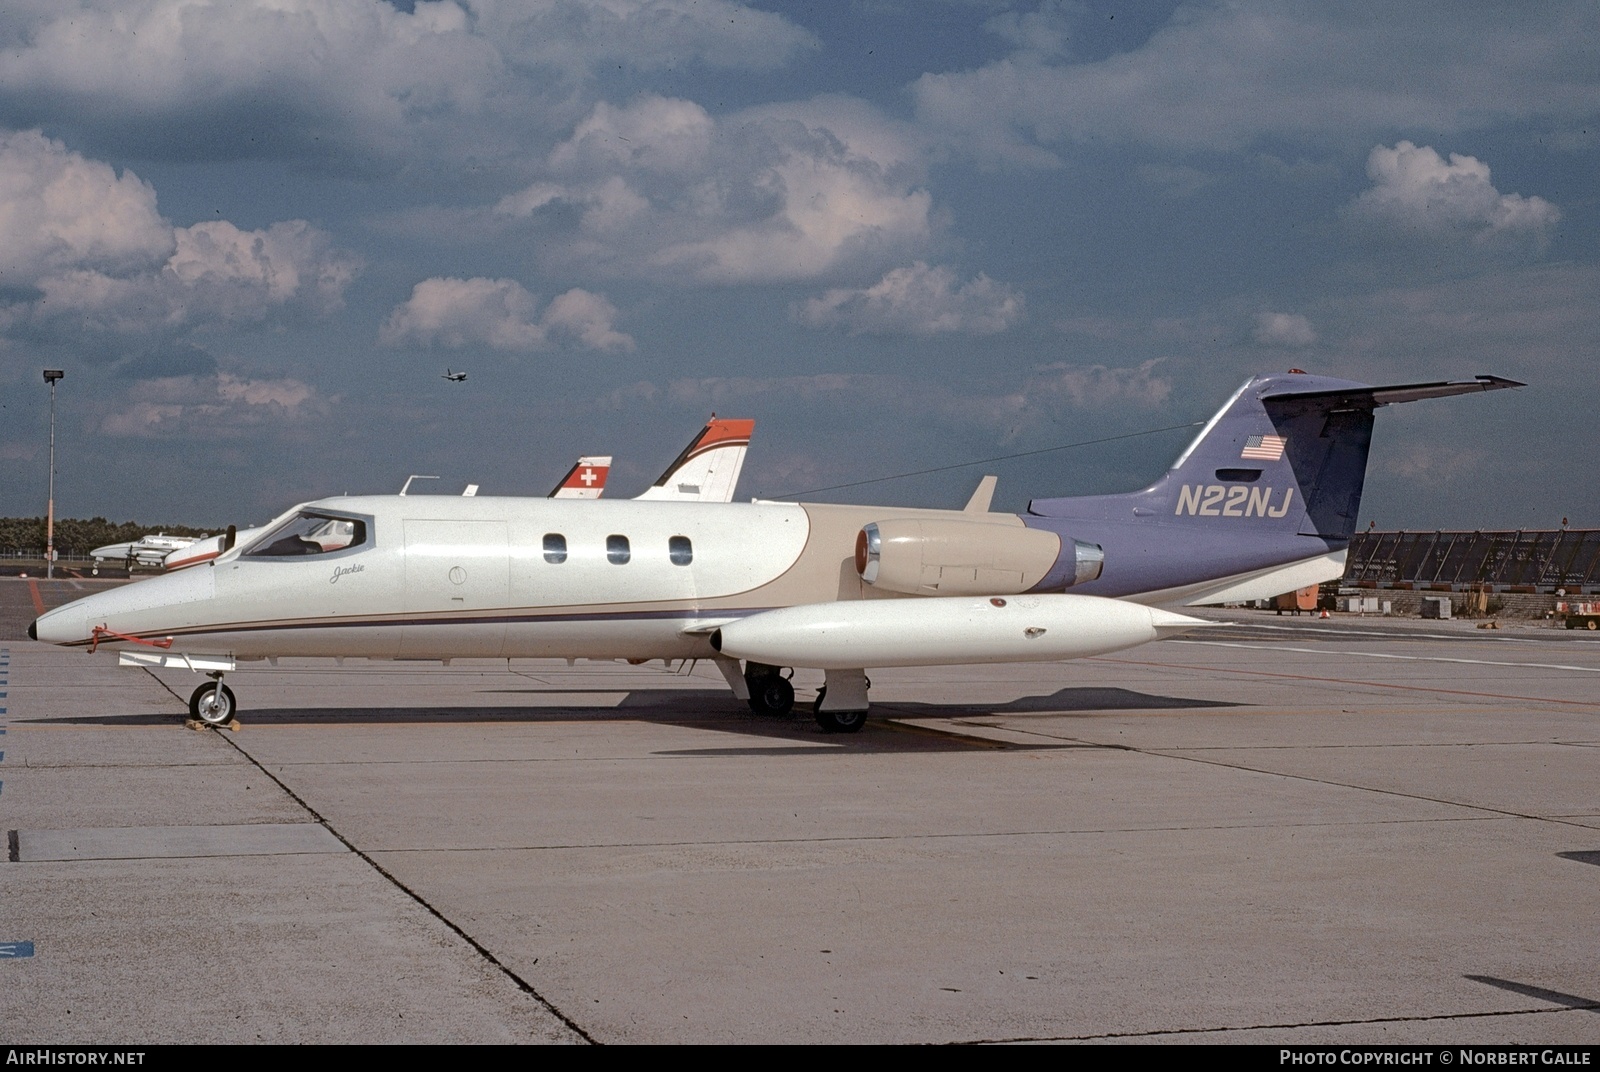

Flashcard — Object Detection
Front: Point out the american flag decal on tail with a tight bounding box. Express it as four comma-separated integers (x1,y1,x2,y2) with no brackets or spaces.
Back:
1241,434,1287,460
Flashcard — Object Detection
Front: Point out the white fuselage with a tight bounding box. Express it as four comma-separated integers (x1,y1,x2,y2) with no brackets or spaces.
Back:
34,493,1200,672
43,495,880,659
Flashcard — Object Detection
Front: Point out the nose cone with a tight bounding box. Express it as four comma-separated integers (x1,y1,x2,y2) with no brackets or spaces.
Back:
31,568,216,648
31,600,91,646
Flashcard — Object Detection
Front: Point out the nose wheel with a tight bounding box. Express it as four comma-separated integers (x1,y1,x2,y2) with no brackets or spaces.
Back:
189,679,237,725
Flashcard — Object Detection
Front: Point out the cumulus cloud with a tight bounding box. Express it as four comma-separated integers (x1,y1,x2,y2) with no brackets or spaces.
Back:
380,277,634,352
493,95,933,283
0,130,360,337
1376,440,1490,484
604,361,1172,438
795,262,1023,336
1254,312,1317,347
99,372,324,438
1349,141,1560,246
1017,360,1173,412
0,129,171,277
0,1,817,166
912,2,1600,161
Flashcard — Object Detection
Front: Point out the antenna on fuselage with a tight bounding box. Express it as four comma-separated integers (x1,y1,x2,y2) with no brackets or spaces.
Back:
399,475,440,496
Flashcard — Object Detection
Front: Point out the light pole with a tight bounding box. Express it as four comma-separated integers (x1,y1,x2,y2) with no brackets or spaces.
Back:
43,369,64,579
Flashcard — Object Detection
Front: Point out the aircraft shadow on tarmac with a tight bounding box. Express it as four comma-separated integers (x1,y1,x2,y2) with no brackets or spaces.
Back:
30,686,1243,753
1465,975,1600,1014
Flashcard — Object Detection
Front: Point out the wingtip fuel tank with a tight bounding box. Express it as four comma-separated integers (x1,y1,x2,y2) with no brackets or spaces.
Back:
711,594,1210,670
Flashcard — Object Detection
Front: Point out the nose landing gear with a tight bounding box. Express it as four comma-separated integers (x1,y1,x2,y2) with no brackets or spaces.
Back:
189,674,237,726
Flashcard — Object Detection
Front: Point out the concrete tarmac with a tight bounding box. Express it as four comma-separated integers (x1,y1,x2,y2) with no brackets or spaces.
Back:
2,577,1597,1044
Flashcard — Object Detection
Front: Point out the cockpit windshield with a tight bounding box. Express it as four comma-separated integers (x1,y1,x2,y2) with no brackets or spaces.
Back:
245,512,367,558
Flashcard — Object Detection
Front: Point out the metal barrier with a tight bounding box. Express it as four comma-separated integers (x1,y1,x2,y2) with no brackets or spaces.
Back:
1345,530,1600,593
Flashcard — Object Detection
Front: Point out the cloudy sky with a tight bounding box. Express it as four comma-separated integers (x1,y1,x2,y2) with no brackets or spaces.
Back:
1,0,1595,532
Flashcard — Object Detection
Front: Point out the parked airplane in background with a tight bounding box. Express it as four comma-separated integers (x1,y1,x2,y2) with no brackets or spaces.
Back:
443,369,467,382
33,372,1517,732
90,533,200,573
552,417,754,502
549,456,612,499
634,418,753,504
165,418,754,571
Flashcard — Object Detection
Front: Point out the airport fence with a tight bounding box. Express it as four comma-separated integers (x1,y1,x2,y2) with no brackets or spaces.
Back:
1345,529,1600,594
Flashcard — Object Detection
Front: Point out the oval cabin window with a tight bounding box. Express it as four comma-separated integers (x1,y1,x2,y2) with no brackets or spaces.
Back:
607,535,631,564
543,533,567,564
669,536,693,566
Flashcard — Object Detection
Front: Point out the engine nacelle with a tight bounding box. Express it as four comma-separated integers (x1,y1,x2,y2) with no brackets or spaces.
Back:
854,518,1099,596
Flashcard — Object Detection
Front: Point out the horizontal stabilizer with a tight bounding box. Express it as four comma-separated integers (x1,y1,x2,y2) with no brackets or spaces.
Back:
1261,375,1523,408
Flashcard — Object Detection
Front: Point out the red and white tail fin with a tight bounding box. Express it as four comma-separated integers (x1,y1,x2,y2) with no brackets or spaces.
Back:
549,455,612,499
634,418,753,503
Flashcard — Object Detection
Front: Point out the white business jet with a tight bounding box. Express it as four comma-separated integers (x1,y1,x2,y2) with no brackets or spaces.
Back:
32,372,1518,732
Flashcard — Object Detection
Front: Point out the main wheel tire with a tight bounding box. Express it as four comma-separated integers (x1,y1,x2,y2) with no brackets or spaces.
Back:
749,675,795,716
189,682,237,725
814,702,866,733
1589,619,1598,631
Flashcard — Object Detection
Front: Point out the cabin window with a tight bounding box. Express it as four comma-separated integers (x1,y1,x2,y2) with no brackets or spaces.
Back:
607,535,631,564
246,513,367,558
543,533,567,564
669,535,693,566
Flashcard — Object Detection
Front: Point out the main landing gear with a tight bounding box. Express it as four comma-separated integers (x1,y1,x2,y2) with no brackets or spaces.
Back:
720,659,870,732
811,668,869,733
743,662,795,716
188,673,236,726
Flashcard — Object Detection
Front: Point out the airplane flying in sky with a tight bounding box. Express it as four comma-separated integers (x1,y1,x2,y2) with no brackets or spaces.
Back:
443,369,467,382
33,371,1518,731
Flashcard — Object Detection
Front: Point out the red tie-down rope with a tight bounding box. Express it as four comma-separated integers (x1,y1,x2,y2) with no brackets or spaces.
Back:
87,625,173,654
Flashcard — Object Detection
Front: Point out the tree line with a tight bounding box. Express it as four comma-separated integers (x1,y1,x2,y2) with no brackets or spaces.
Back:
0,517,218,556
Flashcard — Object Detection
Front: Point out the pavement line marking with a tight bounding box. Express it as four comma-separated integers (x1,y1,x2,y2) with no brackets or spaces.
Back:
367,814,1513,855
1204,620,1556,644
1176,638,1600,674
26,580,45,615
1212,621,1542,643
970,998,1596,1043
1093,655,1600,709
